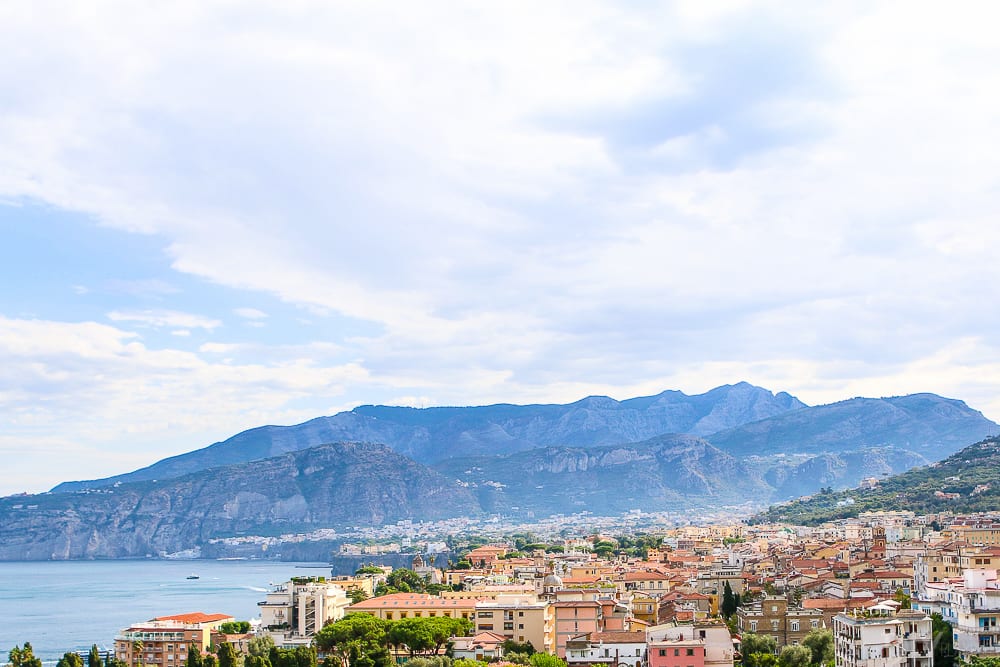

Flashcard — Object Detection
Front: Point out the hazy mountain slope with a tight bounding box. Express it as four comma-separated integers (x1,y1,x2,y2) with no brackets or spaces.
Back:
706,394,997,458
433,434,772,516
53,382,803,492
759,447,930,500
2,442,478,560
753,436,1000,525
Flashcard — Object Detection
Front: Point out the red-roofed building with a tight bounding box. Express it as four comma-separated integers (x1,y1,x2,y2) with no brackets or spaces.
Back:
115,612,234,667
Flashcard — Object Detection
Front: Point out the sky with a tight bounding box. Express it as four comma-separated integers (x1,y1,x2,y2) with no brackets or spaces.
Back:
3,1,1000,496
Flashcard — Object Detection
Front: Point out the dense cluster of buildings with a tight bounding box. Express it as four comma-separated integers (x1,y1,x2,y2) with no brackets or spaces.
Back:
113,512,1000,667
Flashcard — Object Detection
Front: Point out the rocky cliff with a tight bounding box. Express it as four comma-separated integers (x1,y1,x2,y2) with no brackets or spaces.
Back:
0,442,477,560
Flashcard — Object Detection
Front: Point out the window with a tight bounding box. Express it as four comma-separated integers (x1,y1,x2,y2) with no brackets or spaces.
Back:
674,649,679,656
519,624,524,629
686,649,695,656
504,623,514,631
659,650,666,657
750,621,758,632
791,621,799,631
771,620,779,631
811,620,819,629
519,612,524,617
479,611,493,618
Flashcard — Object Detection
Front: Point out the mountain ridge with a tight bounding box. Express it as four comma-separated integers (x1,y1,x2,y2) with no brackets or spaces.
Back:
52,382,806,493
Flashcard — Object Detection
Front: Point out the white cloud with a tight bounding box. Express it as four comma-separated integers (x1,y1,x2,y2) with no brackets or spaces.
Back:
234,307,268,320
0,315,370,494
108,309,221,330
0,2,999,495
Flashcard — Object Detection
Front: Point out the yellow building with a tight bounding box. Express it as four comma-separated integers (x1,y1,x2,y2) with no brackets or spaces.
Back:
347,592,478,621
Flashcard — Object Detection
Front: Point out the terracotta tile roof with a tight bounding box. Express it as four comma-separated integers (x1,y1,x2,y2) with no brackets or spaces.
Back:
153,612,233,625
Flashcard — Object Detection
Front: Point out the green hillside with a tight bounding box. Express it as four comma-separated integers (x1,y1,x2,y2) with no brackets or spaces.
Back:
752,436,1000,525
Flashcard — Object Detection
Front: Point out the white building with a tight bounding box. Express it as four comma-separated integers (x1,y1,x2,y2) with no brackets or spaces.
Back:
950,569,1000,658
833,604,932,667
258,577,350,646
565,631,646,667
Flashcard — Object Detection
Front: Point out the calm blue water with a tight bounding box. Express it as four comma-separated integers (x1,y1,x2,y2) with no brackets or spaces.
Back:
0,560,331,664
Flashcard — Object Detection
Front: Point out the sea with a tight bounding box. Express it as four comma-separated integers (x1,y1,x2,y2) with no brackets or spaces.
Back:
0,560,332,664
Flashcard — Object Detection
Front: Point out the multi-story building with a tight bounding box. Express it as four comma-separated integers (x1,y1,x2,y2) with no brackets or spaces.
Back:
647,636,705,667
942,521,1000,547
554,599,604,658
949,569,1000,659
347,592,478,622
736,595,825,647
258,578,350,646
115,613,233,667
474,595,555,654
832,605,932,667
647,622,735,667
565,631,646,667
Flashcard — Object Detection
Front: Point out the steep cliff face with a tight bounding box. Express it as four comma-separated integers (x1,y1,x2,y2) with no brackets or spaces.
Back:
54,383,804,492
763,448,930,499
0,442,479,560
434,434,771,516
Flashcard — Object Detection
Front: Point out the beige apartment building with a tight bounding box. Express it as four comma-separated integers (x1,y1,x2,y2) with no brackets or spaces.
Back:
115,613,233,667
474,595,555,654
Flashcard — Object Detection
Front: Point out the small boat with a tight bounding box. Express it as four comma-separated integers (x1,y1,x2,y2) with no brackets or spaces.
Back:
186,574,200,580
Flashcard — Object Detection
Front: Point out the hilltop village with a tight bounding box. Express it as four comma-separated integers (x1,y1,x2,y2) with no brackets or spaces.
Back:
93,511,1000,667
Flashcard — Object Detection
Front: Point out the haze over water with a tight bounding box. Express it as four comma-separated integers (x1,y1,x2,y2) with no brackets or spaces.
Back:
0,560,328,663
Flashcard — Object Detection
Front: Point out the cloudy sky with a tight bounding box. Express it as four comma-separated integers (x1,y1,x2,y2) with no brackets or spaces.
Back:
3,1,1000,495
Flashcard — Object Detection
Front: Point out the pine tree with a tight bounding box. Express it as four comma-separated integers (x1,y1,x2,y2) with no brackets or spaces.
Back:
721,581,737,619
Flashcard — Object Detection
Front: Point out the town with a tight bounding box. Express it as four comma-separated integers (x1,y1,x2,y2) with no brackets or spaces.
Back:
21,510,1000,667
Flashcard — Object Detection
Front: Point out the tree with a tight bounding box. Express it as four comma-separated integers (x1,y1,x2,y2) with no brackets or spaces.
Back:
217,644,243,667
893,588,912,610
964,658,1000,667
203,655,218,667
246,657,271,667
186,646,204,667
57,654,84,667
348,588,369,604
248,637,275,659
314,613,391,667
220,622,252,635
9,644,44,667
528,654,567,667
801,629,833,667
89,646,102,667
501,640,535,656
777,645,811,667
932,613,955,667
355,566,384,576
741,634,777,667
387,617,470,658
721,581,737,619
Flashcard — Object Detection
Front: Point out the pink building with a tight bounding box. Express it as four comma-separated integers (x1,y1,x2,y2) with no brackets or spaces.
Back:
648,636,706,667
